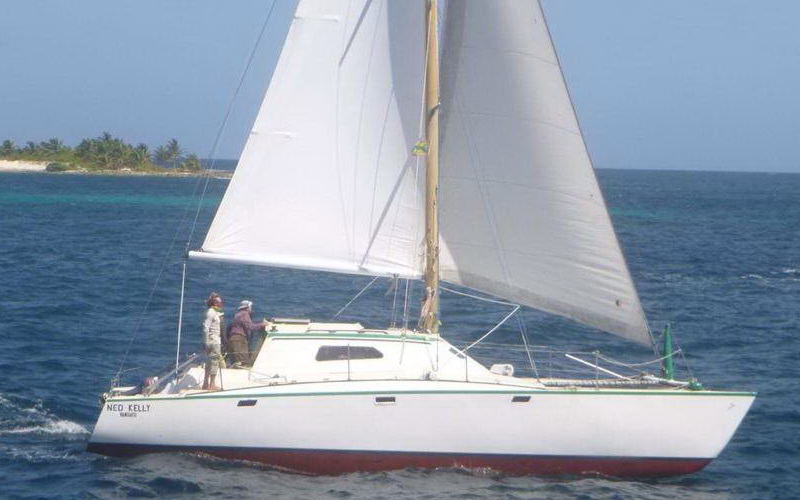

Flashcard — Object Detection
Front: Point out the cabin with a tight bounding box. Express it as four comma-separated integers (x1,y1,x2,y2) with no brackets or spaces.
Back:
137,319,538,396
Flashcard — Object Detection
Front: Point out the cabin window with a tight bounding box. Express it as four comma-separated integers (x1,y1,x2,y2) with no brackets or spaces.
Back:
315,345,384,362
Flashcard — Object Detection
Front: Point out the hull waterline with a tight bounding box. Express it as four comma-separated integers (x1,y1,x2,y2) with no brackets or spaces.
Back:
86,442,711,476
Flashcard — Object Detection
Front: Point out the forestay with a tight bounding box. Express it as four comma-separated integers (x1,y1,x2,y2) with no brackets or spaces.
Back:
192,0,426,278
438,0,652,346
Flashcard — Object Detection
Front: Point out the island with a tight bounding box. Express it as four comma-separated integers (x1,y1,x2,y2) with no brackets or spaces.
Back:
0,133,231,177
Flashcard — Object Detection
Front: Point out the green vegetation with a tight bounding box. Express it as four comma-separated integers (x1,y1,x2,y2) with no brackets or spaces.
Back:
0,134,204,173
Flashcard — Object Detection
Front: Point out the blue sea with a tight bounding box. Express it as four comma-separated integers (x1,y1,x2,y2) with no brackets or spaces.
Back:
0,170,797,499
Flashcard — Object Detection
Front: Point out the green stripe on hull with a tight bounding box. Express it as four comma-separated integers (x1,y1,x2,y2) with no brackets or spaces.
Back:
268,332,432,342
110,388,756,404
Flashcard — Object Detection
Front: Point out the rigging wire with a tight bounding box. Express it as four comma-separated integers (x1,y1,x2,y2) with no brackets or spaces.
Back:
333,275,381,319
596,349,682,369
390,275,400,327
114,1,278,385
440,284,517,307
437,285,521,367
675,338,696,380
174,259,189,373
401,277,414,329
456,304,520,356
114,178,205,384
187,0,278,249
516,313,539,379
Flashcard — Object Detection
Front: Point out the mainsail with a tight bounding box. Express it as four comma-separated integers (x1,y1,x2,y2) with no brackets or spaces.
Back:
193,0,651,346
438,0,650,345
192,1,427,277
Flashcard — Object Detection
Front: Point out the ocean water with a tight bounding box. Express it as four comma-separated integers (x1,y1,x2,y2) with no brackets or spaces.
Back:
0,170,797,499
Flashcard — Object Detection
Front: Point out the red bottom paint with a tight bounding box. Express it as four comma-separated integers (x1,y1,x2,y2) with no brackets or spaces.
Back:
86,442,711,477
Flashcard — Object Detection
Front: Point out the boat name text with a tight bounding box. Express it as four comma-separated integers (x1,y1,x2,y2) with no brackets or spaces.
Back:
106,403,151,418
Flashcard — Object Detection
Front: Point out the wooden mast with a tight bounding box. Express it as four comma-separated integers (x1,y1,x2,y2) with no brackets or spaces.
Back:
421,0,441,334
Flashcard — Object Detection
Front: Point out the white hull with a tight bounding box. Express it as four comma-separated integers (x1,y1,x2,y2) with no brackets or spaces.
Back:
88,379,754,476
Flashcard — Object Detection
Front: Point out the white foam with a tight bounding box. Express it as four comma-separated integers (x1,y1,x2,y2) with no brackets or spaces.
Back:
1,444,78,463
0,393,90,437
1,419,89,436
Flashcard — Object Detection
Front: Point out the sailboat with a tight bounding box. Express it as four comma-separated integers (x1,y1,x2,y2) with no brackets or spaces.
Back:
88,0,754,476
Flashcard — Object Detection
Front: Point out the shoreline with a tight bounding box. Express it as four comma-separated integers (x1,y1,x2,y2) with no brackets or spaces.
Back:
0,160,232,179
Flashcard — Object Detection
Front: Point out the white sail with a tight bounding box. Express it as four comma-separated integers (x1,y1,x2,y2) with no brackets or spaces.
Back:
438,0,651,345
192,0,426,278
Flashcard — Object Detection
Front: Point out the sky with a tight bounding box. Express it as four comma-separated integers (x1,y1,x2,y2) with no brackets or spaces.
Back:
1,0,799,173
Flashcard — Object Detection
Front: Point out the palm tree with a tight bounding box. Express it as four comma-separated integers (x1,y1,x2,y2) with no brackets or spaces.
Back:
181,153,202,171
164,138,183,168
23,141,39,155
133,143,151,165
0,140,16,156
40,138,65,155
94,133,128,169
154,145,170,166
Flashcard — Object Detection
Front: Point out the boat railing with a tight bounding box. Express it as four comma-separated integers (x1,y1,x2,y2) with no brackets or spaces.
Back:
235,343,684,388
109,353,202,396
147,352,203,394
457,342,688,384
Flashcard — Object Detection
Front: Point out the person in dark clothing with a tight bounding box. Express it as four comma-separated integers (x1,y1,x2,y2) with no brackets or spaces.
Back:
226,300,267,367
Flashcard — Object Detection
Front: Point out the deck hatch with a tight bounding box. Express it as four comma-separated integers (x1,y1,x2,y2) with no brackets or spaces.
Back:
512,396,531,403
237,399,257,407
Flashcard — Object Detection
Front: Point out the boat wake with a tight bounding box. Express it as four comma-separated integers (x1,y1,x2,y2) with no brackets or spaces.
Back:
0,443,81,464
0,419,89,436
740,268,800,283
0,394,89,438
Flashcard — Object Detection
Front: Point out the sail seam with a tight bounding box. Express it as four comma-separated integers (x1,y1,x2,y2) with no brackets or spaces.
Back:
442,243,629,268
335,2,355,264
338,0,375,66
382,158,413,271
449,110,581,136
351,0,386,266
358,155,414,269
459,44,558,65
439,177,610,207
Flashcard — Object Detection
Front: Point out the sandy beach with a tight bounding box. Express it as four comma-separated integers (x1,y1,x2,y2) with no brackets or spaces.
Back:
0,160,49,172
0,160,232,178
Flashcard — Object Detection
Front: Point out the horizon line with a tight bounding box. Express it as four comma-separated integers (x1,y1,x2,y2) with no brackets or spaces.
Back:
201,158,800,176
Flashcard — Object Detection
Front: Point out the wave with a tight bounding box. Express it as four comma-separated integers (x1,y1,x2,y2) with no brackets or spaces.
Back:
0,444,81,463
0,419,88,436
0,393,89,437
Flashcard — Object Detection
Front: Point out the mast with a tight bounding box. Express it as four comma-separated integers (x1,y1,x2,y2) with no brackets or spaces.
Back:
421,0,441,334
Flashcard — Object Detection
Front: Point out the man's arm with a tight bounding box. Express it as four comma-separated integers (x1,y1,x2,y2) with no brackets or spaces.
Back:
245,313,267,334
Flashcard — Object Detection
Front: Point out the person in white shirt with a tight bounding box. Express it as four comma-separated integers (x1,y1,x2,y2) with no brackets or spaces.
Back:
202,292,225,390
